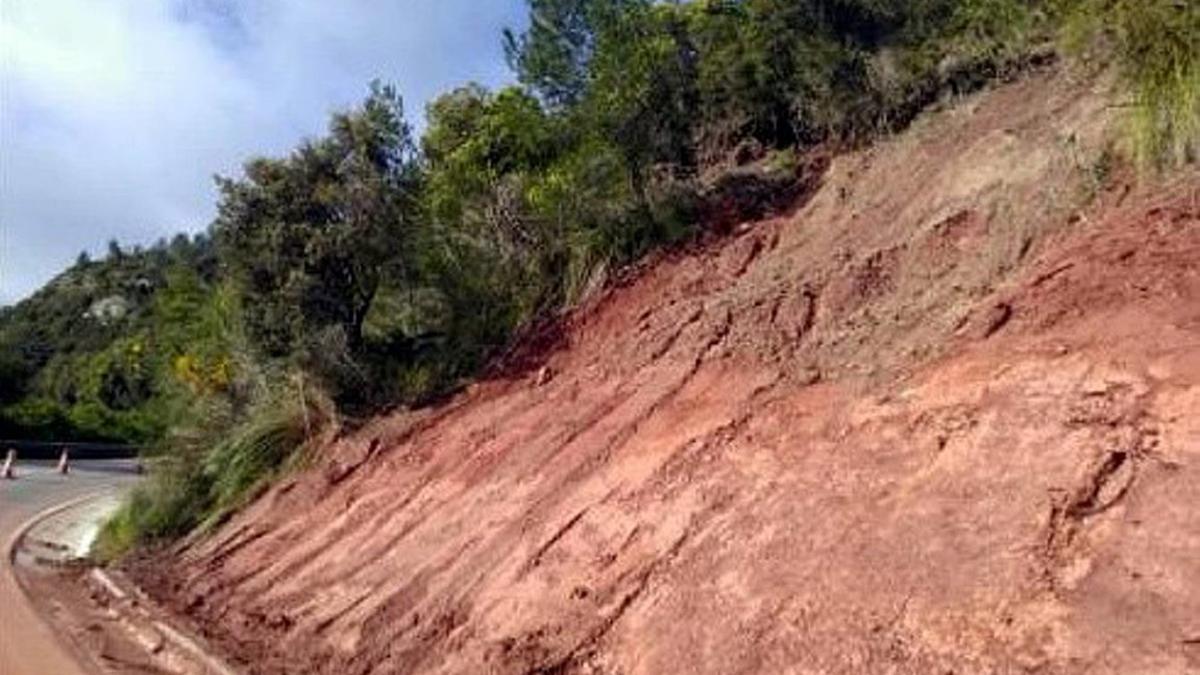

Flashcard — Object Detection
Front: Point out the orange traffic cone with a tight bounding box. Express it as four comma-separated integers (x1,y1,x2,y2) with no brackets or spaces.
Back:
57,447,70,475
2,449,15,479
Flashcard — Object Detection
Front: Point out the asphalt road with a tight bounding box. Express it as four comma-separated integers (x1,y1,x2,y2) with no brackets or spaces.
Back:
0,461,140,675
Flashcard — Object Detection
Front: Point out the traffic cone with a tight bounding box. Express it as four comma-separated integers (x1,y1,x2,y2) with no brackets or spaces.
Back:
2,449,15,479
57,447,70,475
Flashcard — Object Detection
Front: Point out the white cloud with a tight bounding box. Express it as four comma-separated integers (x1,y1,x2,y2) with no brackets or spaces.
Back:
0,0,526,304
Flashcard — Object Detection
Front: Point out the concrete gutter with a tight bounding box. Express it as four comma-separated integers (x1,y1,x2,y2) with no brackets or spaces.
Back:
85,566,242,675
9,489,240,675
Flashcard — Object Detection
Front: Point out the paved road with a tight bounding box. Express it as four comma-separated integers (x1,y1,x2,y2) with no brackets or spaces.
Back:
0,461,140,675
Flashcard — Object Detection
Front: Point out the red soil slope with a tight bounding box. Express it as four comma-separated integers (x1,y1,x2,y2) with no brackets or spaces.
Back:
134,67,1200,674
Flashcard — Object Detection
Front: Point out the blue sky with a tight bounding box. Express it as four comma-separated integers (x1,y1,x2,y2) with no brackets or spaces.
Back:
0,0,528,304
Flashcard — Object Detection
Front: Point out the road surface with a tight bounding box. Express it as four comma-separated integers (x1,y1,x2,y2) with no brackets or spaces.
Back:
0,461,139,675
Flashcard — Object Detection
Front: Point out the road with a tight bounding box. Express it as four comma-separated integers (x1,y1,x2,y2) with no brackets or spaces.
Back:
0,461,140,675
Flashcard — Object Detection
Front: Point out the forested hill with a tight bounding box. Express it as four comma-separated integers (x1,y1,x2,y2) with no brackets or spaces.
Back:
0,236,218,442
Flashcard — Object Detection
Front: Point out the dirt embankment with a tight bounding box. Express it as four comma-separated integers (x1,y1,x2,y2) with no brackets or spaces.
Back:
132,67,1200,674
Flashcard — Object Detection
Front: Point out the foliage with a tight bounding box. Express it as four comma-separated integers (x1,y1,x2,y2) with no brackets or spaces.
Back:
93,451,213,560
0,234,217,442
94,378,330,560
215,82,422,363
205,380,331,516
1060,0,1200,167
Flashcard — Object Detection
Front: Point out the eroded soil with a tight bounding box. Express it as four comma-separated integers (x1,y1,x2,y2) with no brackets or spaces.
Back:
130,67,1200,674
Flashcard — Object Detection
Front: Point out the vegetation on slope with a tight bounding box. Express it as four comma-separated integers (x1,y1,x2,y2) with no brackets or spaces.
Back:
0,236,220,443
1060,0,1200,167
0,0,1193,554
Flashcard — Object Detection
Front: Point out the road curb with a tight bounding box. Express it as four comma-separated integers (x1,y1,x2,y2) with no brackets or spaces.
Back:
8,489,240,675
88,567,241,675
6,489,112,578
5,489,123,675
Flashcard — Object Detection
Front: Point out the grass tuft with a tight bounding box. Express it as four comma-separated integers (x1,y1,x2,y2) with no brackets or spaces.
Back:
1061,0,1200,169
93,379,333,561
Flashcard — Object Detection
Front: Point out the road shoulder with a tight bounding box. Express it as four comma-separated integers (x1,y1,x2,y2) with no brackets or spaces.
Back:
8,483,237,674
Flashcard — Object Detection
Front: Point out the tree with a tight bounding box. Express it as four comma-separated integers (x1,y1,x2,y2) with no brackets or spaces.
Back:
504,0,701,222
214,82,421,360
422,85,567,341
423,85,559,238
503,0,603,108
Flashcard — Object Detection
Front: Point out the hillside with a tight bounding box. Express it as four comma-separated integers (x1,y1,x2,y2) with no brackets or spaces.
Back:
0,236,217,443
130,66,1200,674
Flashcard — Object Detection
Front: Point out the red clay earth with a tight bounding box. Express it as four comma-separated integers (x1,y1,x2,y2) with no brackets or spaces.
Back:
129,66,1200,674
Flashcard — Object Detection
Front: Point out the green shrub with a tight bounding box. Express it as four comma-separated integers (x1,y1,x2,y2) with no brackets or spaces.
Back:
94,453,213,561
204,384,329,515
1062,0,1200,167
0,398,75,440
93,380,331,560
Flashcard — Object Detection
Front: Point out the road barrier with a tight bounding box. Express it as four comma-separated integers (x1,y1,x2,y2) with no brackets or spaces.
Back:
0,445,145,480
0,440,138,461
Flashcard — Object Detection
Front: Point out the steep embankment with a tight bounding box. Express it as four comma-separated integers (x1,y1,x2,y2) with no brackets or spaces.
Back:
134,67,1200,674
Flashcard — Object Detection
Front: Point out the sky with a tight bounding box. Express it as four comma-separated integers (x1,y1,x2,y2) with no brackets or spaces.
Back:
0,0,528,305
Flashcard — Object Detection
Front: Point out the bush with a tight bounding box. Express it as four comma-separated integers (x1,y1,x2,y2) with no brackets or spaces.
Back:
1062,0,1200,167
0,398,75,440
94,453,213,561
204,385,329,515
93,380,332,560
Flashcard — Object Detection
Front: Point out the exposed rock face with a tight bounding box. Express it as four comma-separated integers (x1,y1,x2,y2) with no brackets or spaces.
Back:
132,68,1200,674
85,295,132,324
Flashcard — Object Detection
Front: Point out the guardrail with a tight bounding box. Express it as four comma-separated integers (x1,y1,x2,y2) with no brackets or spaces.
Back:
0,440,139,461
